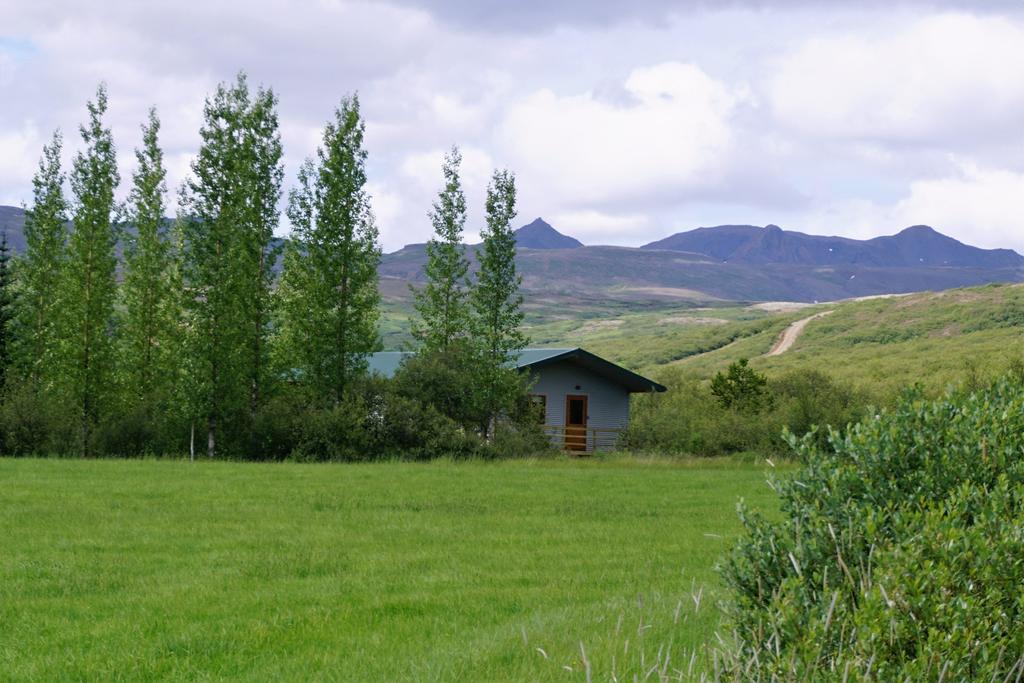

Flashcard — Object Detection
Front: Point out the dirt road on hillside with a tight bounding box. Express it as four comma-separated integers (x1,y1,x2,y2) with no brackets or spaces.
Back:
766,310,834,356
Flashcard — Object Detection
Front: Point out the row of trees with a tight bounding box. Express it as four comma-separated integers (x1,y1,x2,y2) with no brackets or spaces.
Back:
1,74,534,459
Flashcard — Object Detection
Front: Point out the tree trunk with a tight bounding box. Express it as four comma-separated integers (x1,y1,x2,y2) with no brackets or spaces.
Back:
207,414,216,458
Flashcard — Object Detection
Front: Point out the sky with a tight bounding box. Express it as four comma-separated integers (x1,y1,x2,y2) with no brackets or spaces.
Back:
1,1,1024,253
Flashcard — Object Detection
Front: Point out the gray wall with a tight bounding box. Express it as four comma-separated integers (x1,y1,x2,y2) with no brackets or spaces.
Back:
526,360,631,450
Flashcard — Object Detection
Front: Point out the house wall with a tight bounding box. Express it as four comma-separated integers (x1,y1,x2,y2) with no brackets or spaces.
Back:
526,360,631,450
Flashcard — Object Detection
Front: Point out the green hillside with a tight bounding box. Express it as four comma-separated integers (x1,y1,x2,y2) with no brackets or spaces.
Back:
669,284,1024,395
537,283,1024,397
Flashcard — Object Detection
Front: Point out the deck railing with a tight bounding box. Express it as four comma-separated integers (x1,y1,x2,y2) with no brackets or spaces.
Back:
541,425,623,453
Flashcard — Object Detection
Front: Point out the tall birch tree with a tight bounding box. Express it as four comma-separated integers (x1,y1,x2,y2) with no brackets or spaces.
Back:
14,131,68,390
180,73,281,457
471,169,527,432
120,108,179,415
412,146,471,354
60,85,121,454
279,94,381,405
238,79,283,417
0,234,14,391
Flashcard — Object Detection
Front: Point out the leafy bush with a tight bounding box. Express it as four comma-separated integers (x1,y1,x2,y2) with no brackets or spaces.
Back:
95,405,187,457
840,327,921,345
367,391,481,460
392,346,488,432
720,377,1024,679
625,367,862,456
291,395,376,462
771,368,865,451
0,355,550,461
481,420,553,459
0,385,76,456
710,358,772,413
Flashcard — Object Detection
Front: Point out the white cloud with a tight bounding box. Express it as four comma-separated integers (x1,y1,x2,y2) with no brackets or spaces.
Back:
769,13,1024,144
497,62,747,209
547,209,650,244
400,146,494,193
0,124,43,206
0,52,16,87
891,163,1024,250
783,162,1024,252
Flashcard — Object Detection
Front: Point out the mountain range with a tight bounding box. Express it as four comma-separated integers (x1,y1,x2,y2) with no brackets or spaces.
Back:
2,204,1021,306
641,223,1022,269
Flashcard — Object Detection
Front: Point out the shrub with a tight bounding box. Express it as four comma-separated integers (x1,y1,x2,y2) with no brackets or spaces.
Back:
95,405,186,457
369,391,481,460
392,346,488,432
710,358,772,413
246,392,305,461
290,396,376,462
770,368,864,452
720,377,1024,679
0,384,76,456
625,368,863,457
481,420,553,459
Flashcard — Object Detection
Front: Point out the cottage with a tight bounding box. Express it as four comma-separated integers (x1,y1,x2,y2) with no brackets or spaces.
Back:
368,347,666,452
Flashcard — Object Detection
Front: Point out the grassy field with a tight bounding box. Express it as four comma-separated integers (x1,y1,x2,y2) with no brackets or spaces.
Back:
0,456,783,680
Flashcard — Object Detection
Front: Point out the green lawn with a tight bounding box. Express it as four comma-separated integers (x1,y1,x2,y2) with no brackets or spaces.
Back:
0,457,781,680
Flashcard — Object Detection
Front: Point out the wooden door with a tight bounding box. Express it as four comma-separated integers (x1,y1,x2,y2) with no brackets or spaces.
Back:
564,395,588,451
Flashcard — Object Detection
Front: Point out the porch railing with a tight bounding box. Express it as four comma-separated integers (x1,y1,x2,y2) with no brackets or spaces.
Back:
541,425,623,453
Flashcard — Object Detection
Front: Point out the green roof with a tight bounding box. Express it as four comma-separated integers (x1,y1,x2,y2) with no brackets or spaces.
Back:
366,351,412,378
367,347,666,393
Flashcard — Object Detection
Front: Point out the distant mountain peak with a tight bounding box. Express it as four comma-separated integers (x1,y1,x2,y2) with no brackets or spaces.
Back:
513,218,583,249
642,222,1023,269
896,224,943,238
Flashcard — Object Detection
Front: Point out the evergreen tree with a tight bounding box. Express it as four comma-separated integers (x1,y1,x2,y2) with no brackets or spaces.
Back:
279,94,381,405
471,169,527,432
412,146,471,354
60,84,121,454
0,234,15,390
180,73,282,457
120,107,178,415
14,131,68,389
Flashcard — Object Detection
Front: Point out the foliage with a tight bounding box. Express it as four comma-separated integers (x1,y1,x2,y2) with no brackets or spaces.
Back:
179,72,283,457
0,382,76,456
284,393,376,462
710,358,772,412
771,368,865,451
391,344,489,432
471,168,527,434
0,235,14,390
412,146,471,354
625,374,786,456
720,376,1024,679
119,107,180,418
59,84,121,455
625,367,864,457
278,94,381,405
94,404,186,458
13,130,67,390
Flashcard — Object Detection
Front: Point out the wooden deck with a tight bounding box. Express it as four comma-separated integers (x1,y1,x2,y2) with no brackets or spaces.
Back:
541,425,623,453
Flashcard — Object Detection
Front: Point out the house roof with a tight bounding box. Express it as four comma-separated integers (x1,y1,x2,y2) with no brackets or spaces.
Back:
367,347,667,393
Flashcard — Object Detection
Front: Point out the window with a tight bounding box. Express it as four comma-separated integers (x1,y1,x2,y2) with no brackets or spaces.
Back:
529,394,547,424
